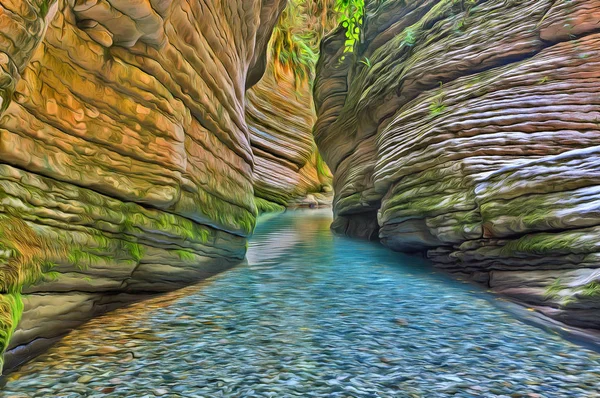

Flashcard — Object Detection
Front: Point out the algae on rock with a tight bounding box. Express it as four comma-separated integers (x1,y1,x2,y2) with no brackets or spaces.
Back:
0,0,288,371
313,0,600,330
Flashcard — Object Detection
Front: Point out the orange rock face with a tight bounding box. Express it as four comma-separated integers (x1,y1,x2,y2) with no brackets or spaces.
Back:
0,0,288,369
1,0,283,235
247,63,331,208
315,0,600,329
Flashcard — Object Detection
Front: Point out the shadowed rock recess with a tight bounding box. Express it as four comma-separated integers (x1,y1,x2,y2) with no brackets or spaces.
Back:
0,0,334,371
314,0,600,331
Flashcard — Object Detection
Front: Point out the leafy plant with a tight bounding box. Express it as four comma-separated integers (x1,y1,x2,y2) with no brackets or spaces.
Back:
359,56,372,68
429,101,446,115
0,215,66,292
43,271,61,282
0,214,66,373
122,241,144,262
335,0,365,53
68,249,103,269
270,1,323,87
269,0,365,85
0,293,23,372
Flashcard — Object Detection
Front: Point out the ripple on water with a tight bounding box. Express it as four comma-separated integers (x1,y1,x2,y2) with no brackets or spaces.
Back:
3,209,600,397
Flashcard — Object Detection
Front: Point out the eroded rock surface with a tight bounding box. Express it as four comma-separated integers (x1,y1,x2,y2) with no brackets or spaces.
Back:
247,64,332,211
315,0,600,329
0,0,288,371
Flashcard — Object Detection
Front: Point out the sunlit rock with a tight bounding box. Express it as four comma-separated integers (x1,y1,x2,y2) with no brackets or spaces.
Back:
0,0,288,371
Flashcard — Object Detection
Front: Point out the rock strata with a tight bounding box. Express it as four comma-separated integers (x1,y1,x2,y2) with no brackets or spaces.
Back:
314,0,600,330
0,0,288,372
247,62,332,212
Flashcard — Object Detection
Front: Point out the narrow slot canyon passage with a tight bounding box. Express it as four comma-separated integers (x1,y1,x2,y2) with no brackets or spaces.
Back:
3,210,600,396
2,0,600,396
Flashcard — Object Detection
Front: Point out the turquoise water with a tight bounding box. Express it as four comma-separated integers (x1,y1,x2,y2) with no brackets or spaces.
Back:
3,209,600,397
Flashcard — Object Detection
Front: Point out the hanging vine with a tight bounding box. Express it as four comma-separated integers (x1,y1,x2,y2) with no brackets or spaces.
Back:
335,0,365,53
269,0,366,86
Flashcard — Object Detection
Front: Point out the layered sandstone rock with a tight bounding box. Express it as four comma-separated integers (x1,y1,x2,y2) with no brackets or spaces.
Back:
0,0,287,371
247,63,332,212
315,0,600,329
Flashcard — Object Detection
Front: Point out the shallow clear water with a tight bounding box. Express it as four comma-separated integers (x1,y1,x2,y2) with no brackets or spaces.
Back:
3,209,600,397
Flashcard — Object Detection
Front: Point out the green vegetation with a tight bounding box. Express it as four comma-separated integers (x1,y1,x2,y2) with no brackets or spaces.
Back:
336,0,365,52
43,271,61,282
174,249,196,262
544,279,600,308
255,197,286,214
543,279,579,307
429,82,447,116
404,27,418,47
0,293,23,372
39,0,51,18
121,241,144,262
67,249,104,268
579,281,600,298
174,190,256,236
0,215,65,373
544,278,566,300
270,1,324,86
500,230,591,257
120,217,139,235
0,215,66,292
269,0,365,86
120,201,212,245
315,149,332,182
429,99,446,116
89,232,112,251
359,56,372,68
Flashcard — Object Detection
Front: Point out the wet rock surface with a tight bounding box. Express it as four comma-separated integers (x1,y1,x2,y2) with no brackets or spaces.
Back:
3,210,600,397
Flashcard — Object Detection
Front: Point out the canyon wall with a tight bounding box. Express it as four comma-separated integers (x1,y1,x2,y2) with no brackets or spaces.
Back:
247,64,332,212
315,0,600,330
0,0,290,371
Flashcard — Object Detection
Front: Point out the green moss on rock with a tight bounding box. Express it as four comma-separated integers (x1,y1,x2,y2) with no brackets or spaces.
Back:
255,197,286,214
0,293,23,374
174,249,196,262
0,214,66,292
579,281,600,298
544,278,567,300
499,229,597,257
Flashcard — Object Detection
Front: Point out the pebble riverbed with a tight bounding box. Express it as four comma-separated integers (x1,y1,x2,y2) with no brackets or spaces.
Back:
2,209,600,397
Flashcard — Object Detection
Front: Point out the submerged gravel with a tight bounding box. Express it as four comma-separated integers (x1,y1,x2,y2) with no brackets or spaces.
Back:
2,209,600,397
